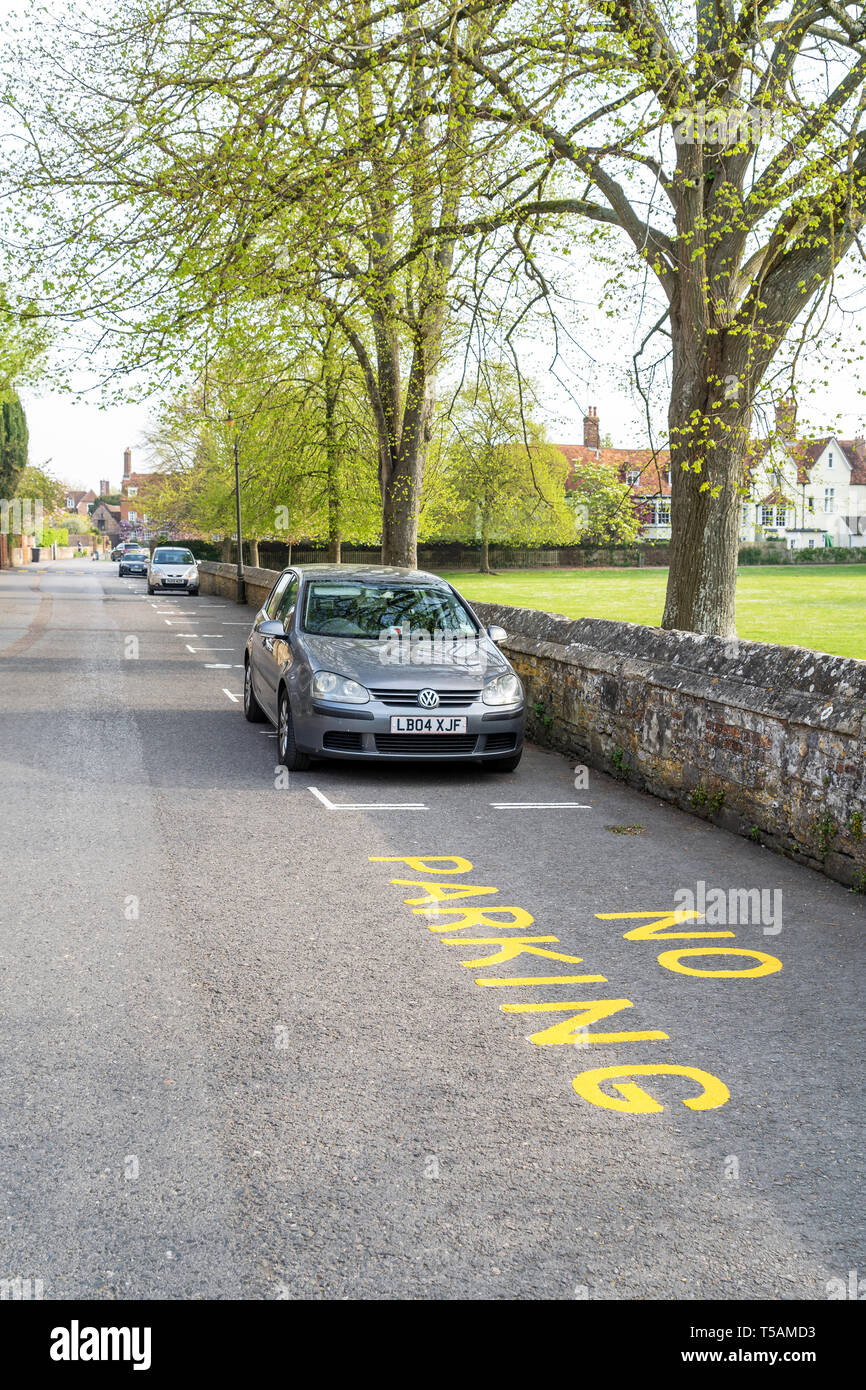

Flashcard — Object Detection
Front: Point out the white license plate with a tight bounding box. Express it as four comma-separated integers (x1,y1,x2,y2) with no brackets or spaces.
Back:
390,716,467,734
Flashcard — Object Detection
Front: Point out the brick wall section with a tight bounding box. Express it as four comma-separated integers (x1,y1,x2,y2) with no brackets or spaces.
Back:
198,562,866,887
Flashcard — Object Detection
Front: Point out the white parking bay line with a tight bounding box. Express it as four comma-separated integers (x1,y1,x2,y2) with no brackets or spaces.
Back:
490,802,592,809
308,786,427,812
187,645,233,652
204,663,233,668
222,689,243,702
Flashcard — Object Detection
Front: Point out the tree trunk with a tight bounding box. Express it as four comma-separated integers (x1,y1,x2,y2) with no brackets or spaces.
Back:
661,263,751,636
381,468,421,568
248,536,259,567
324,370,341,564
379,364,433,568
662,377,750,637
220,536,232,564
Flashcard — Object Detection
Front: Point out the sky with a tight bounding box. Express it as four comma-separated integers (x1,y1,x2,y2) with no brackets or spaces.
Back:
21,385,154,492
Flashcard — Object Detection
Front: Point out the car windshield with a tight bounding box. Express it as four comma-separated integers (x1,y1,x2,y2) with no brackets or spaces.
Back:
153,550,194,565
302,582,478,638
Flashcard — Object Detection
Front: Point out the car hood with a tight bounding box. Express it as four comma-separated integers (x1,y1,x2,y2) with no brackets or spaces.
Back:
152,564,194,574
298,633,512,689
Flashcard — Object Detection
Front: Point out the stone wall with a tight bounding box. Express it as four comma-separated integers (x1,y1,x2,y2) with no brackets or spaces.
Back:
472,601,866,889
197,561,274,608
196,561,866,887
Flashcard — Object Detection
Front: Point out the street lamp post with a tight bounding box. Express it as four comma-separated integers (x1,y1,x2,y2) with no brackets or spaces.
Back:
226,411,246,605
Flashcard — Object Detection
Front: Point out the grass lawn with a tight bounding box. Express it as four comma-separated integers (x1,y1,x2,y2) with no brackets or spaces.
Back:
433,564,866,660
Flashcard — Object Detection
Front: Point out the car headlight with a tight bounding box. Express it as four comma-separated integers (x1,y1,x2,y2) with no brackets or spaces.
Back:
312,670,370,704
150,565,163,575
482,672,523,706
185,568,197,579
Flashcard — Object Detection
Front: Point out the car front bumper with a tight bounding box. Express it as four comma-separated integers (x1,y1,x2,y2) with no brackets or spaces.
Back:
294,699,525,760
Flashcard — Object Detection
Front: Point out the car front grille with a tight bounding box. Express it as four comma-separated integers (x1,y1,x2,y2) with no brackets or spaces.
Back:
485,733,518,752
369,688,481,708
374,734,478,754
322,731,364,751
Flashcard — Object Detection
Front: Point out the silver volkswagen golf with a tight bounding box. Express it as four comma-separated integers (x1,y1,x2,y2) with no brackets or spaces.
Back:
243,565,525,771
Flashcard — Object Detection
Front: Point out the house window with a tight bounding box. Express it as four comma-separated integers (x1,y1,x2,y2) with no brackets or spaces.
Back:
807,496,814,513
775,506,788,527
127,486,138,497
66,497,74,509
655,499,671,526
625,469,640,486
128,510,138,522
827,453,833,468
761,506,774,527
824,488,835,513
665,469,673,486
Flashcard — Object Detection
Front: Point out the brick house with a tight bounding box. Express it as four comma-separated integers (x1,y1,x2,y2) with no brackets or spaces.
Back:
557,407,674,539
120,447,167,541
90,501,122,546
63,489,97,518
559,402,866,547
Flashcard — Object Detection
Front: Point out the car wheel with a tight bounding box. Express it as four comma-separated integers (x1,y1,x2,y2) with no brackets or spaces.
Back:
190,587,199,596
484,750,523,773
277,688,310,770
243,660,267,723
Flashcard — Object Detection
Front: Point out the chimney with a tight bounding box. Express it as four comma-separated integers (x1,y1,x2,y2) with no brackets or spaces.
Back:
123,447,132,478
99,479,110,497
774,397,796,442
583,406,600,451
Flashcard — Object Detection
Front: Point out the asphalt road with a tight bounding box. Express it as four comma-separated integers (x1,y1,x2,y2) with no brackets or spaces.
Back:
1,557,864,1301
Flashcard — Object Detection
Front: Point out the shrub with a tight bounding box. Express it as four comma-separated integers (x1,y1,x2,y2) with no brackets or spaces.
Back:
738,545,764,565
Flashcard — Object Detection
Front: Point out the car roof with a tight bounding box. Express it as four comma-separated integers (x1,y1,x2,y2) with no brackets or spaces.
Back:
289,564,451,587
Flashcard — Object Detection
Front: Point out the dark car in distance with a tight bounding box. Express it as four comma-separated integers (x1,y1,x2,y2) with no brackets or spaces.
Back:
118,548,150,577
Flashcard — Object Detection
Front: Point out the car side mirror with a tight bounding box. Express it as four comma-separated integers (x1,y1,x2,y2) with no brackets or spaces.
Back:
259,619,285,636
487,624,508,643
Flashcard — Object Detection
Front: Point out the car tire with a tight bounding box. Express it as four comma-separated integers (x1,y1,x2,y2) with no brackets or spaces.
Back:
243,660,267,723
277,688,311,770
484,749,523,773
190,588,199,596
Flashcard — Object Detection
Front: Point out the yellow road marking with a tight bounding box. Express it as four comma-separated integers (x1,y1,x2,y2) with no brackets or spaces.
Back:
572,1065,730,1114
